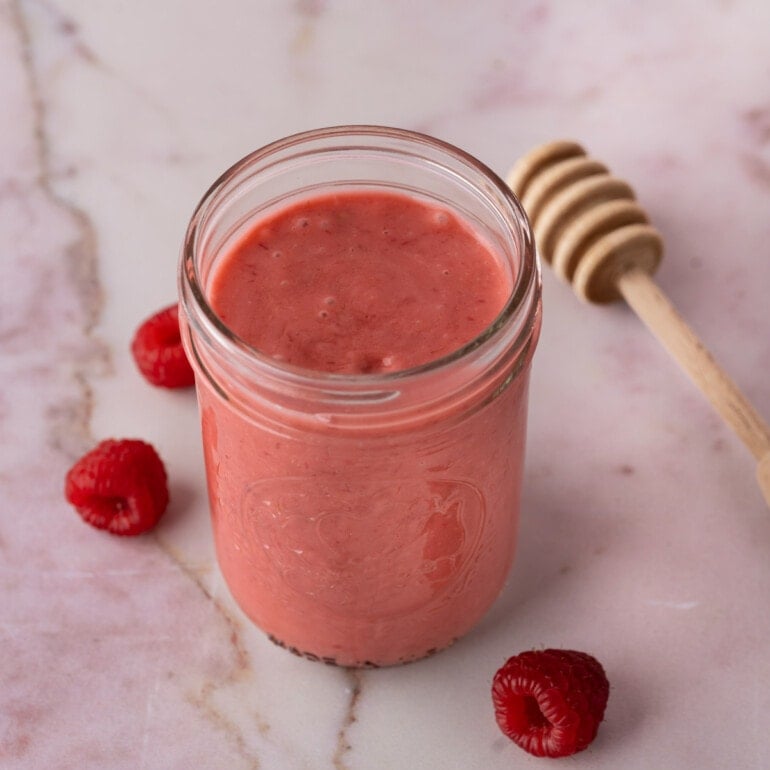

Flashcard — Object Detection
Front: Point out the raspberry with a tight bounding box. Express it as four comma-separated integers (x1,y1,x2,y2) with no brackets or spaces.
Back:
491,649,609,758
131,304,194,388
64,439,169,536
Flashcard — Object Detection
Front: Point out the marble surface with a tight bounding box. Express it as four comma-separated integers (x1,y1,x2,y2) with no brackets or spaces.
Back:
3,0,770,767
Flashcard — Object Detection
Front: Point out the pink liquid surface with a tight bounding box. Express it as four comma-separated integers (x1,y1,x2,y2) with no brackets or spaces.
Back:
200,189,533,666
210,190,509,372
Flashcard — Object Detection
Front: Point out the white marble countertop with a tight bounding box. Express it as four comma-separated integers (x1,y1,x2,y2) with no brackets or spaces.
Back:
3,1,770,768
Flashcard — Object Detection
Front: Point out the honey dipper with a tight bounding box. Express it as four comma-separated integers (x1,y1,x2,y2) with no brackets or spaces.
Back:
507,140,770,507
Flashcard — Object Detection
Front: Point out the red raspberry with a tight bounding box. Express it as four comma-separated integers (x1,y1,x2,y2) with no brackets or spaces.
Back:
491,649,609,758
64,439,169,536
131,304,194,388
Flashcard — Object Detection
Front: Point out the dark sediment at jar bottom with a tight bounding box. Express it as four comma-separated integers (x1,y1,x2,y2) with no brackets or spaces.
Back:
266,633,455,668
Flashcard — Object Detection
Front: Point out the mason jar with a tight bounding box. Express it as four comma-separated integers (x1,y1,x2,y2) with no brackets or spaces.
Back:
179,126,541,667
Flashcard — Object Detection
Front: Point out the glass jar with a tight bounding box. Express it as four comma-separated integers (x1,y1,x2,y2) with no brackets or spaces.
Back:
179,126,541,667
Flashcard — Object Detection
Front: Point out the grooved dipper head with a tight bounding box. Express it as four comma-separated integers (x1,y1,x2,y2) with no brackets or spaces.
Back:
507,140,663,304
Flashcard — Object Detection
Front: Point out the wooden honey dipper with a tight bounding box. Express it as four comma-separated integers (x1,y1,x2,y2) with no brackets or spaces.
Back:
507,140,770,507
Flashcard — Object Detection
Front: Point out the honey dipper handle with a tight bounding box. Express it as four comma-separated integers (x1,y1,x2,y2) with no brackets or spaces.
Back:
617,267,770,505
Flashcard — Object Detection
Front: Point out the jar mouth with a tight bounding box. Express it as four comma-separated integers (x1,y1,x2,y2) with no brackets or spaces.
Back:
180,125,539,394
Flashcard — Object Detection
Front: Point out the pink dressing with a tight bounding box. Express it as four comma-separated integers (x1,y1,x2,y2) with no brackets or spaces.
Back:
209,190,510,373
195,187,534,667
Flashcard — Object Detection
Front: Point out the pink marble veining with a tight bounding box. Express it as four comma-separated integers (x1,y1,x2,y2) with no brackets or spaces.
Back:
2,0,770,768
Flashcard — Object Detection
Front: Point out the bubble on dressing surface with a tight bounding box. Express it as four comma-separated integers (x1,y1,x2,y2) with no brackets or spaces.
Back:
343,351,401,374
317,295,336,320
432,210,450,226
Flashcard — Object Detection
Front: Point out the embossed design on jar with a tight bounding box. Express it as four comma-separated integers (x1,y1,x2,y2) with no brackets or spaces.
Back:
237,477,486,619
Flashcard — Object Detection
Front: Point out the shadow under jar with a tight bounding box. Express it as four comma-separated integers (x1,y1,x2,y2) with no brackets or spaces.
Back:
179,126,541,667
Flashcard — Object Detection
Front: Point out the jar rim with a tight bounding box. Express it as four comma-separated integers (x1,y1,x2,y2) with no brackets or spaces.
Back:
180,124,539,395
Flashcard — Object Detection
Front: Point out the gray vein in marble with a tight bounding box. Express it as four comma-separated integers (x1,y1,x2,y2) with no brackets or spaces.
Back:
12,1,50,182
154,535,270,766
185,685,262,770
9,8,268,764
12,0,109,460
333,670,363,770
10,11,278,768
25,0,177,124
15,0,252,661
32,0,101,67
